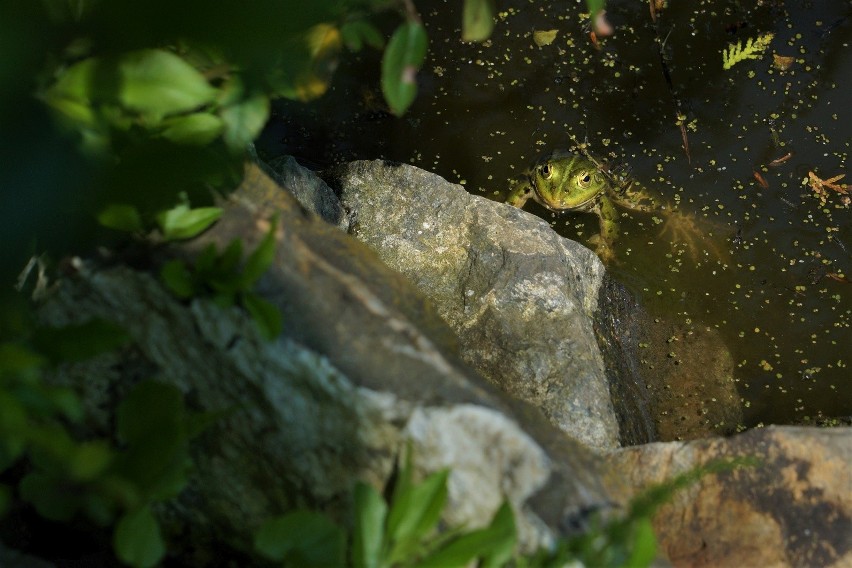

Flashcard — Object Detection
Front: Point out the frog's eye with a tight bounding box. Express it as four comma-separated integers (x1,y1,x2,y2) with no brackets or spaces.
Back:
578,173,592,186
540,163,553,179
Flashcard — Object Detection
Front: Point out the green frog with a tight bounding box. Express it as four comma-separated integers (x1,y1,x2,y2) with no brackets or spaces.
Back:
506,150,704,262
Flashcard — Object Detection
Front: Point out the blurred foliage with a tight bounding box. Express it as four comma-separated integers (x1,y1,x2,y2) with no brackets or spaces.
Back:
0,293,210,566
255,446,516,567
161,216,282,339
255,446,752,567
0,0,606,565
0,0,507,283
0,0,605,283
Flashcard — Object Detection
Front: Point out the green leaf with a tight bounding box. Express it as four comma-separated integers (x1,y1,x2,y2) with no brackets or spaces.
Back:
216,239,243,274
112,429,186,500
722,33,775,70
0,391,28,469
45,386,84,421
194,243,220,275
242,291,282,340
387,447,414,532
160,112,224,145
114,506,166,568
462,0,495,42
113,381,189,497
0,435,25,473
381,21,428,116
341,20,385,51
0,484,10,517
24,423,75,472
49,50,219,129
20,471,81,521
45,95,97,126
479,501,517,568
32,320,130,364
419,501,516,568
69,440,114,481
48,57,98,102
144,455,190,502
98,204,143,232
387,466,450,562
241,217,277,288
97,475,143,515
625,517,658,568
117,49,217,118
83,492,120,527
586,0,606,19
254,510,345,565
220,93,270,151
116,380,184,446
352,482,387,568
185,409,222,440
161,259,196,298
156,203,223,241
208,273,243,300
0,342,44,377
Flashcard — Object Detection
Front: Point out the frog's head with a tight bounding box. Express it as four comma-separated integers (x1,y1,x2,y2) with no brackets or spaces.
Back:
531,153,609,211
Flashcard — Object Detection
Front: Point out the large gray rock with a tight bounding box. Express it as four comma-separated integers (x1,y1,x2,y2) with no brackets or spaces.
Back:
36,164,613,556
258,153,348,228
30,162,851,568
324,160,620,450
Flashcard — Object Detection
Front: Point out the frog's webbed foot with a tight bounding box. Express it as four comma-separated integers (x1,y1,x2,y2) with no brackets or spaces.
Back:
658,211,729,263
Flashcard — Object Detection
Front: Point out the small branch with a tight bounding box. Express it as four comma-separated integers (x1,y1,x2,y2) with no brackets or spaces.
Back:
400,0,420,22
647,2,691,163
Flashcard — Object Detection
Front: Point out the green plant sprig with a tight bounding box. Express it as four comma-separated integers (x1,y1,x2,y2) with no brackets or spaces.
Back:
722,33,774,70
255,446,516,568
160,216,283,340
0,305,211,568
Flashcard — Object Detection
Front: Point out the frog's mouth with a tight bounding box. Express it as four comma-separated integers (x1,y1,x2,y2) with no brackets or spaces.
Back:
532,187,598,212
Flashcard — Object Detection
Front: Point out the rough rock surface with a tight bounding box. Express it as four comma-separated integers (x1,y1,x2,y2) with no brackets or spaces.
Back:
323,160,620,449
273,156,742,446
641,321,742,441
37,164,613,555
257,153,347,228
606,426,852,568
30,162,852,568
594,275,742,444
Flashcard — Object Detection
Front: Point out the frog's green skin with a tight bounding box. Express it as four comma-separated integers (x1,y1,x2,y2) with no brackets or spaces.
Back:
506,151,660,260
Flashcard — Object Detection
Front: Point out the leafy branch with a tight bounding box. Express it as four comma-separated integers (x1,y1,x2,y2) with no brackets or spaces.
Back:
160,217,283,340
722,33,774,70
0,311,210,568
255,446,516,567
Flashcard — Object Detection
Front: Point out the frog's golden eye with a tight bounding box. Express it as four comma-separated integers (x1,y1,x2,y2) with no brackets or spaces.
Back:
578,172,592,186
540,163,552,179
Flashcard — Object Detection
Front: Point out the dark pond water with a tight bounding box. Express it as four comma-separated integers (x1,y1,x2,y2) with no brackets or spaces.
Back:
258,0,851,429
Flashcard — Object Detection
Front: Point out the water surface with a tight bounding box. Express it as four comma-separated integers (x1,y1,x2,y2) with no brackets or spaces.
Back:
258,0,851,429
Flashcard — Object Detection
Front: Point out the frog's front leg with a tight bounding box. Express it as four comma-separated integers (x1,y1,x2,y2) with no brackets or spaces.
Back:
506,180,533,208
591,194,619,263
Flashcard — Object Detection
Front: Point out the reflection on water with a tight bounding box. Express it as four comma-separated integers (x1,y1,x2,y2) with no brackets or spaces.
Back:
258,0,851,429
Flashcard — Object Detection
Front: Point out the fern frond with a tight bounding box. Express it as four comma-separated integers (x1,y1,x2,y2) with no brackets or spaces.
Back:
722,32,774,70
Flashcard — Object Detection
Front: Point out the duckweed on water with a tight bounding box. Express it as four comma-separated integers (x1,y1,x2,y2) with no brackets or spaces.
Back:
259,0,850,429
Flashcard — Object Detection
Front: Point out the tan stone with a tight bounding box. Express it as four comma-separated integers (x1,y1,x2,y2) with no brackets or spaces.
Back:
605,426,852,567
